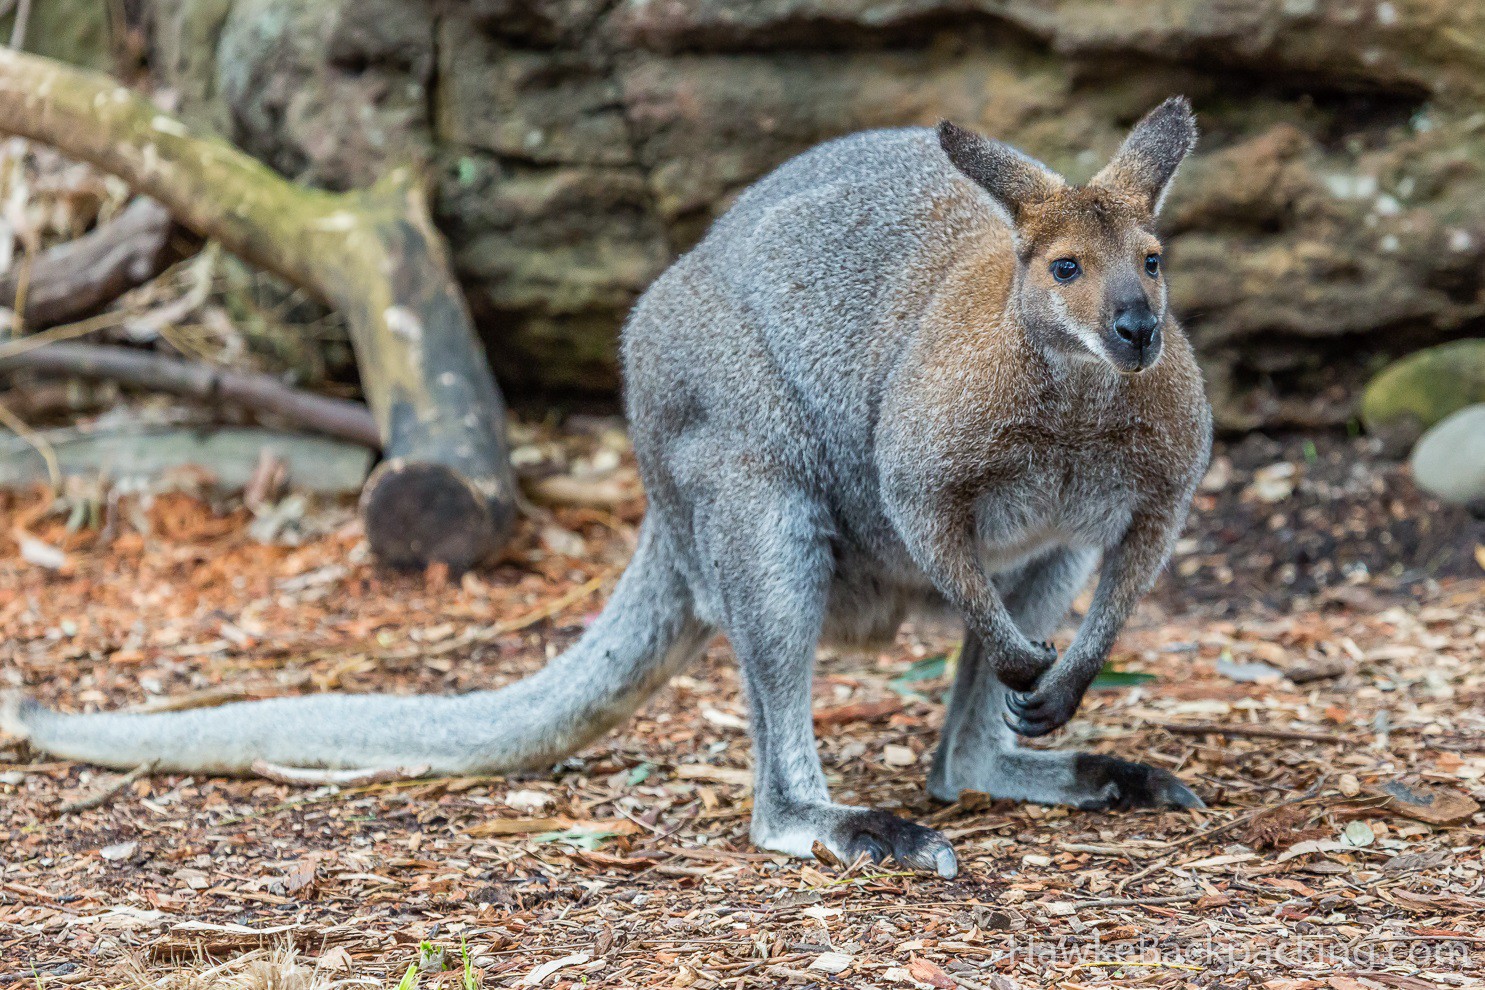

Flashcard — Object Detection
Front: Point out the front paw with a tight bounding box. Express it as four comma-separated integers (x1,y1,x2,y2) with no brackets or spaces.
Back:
1003,673,1085,737
992,639,1057,693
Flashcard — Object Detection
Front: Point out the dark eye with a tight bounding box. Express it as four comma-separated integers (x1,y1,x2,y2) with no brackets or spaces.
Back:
1145,253,1162,277
1050,258,1081,283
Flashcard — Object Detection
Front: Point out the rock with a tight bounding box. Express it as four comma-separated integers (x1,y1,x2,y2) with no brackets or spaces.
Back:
1365,341,1485,455
1410,404,1485,512
145,0,1485,421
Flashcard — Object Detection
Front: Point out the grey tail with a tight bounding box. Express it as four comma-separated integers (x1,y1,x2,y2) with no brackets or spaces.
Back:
0,522,710,775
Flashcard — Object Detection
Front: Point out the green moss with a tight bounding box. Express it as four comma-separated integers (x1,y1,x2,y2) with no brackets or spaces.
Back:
1361,339,1485,447
3,0,113,70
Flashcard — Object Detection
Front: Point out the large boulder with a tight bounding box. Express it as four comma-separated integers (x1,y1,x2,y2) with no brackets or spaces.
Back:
144,0,1485,421
1362,340,1485,454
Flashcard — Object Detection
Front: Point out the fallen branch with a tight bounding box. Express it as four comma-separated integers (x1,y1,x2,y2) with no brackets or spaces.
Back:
249,760,432,787
0,342,379,447
56,759,158,815
0,198,186,327
0,50,517,570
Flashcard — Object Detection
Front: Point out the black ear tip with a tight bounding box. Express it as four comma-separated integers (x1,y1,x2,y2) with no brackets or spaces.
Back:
1160,95,1198,127
936,119,968,149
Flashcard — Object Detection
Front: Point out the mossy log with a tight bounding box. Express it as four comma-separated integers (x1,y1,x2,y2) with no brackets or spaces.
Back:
0,49,516,570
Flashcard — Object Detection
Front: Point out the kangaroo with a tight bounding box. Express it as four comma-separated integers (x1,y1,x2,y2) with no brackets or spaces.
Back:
3,98,1211,879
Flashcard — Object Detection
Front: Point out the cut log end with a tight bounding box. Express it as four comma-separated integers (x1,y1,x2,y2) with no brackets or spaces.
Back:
360,460,514,572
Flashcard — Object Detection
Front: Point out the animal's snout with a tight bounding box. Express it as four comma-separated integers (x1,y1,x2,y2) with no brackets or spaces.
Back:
1111,304,1159,352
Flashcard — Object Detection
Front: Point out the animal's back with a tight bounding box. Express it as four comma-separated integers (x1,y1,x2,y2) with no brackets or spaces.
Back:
623,128,1003,541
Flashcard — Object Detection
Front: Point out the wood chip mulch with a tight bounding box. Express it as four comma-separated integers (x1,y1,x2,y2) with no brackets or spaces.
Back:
1,429,1482,988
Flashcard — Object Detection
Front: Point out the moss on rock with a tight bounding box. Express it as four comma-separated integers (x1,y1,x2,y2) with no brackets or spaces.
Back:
1362,340,1485,454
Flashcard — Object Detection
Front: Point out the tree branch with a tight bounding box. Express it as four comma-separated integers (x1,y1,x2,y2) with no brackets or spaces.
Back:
0,50,517,569
0,342,380,447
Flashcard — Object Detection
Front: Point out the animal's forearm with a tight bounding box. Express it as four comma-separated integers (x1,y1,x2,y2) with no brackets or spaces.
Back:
1064,515,1176,677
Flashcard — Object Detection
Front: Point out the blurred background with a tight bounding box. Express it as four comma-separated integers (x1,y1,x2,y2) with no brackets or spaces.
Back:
0,0,1482,576
3,0,1483,412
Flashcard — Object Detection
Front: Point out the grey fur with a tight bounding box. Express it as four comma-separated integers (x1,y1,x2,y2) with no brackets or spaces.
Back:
3,106,1212,878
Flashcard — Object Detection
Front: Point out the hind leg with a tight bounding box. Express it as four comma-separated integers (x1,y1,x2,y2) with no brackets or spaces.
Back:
929,548,1200,809
690,477,957,877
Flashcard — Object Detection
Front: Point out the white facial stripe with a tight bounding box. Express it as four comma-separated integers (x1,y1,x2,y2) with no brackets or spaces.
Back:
1047,292,1108,361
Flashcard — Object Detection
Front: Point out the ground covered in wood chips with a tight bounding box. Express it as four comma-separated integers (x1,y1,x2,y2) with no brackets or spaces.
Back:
2,425,1483,989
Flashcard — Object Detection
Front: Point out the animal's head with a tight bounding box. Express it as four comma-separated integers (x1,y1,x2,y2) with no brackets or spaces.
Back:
938,97,1197,374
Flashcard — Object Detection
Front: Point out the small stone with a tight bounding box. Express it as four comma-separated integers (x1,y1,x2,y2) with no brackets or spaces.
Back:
1339,773,1361,797
100,841,138,861
1249,462,1297,502
1021,853,1053,868
883,744,916,766
1410,404,1485,511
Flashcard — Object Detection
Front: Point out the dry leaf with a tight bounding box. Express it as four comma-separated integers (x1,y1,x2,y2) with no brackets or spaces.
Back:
906,956,956,989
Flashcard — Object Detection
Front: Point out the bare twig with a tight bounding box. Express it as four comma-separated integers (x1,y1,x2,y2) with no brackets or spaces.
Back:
1061,892,1202,910
1147,719,1353,744
6,0,29,50
56,759,157,815
0,395,58,490
2,342,380,447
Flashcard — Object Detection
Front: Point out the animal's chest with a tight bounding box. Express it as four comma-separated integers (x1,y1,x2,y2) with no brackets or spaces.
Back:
973,428,1143,567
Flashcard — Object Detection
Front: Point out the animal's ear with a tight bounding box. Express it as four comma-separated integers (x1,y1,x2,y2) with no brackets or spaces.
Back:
938,120,1064,226
1091,96,1198,215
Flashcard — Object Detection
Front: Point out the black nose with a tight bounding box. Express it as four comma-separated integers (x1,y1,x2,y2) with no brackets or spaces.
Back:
1112,304,1159,351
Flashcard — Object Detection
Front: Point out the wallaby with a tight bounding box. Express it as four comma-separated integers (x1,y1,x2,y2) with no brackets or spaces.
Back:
3,98,1211,879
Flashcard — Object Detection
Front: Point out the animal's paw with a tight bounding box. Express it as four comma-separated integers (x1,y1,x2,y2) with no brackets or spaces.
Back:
756,804,959,878
1003,672,1085,737
992,639,1058,693
830,808,959,878
1071,754,1205,811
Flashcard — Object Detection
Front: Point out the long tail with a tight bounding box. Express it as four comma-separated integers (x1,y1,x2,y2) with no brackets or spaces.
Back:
0,523,711,775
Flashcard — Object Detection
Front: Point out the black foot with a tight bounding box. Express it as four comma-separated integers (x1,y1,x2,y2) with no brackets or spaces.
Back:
1072,754,1205,811
833,809,959,878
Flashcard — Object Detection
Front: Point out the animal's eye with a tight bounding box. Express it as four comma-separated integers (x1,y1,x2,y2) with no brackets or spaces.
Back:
1050,258,1081,283
1145,253,1162,277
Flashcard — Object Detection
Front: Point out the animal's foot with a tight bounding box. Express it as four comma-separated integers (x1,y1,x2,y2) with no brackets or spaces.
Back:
991,638,1058,693
1071,754,1205,811
753,802,958,878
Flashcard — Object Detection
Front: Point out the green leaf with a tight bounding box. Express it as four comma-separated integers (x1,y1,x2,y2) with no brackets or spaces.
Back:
625,762,653,786
1090,664,1157,689
394,963,419,990
888,654,948,700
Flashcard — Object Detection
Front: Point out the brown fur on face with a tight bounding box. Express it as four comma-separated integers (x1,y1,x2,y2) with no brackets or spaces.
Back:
1013,186,1168,372
938,97,1197,375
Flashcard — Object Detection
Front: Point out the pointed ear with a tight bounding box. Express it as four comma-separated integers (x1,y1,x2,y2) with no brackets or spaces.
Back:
1091,96,1198,215
938,120,1064,226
